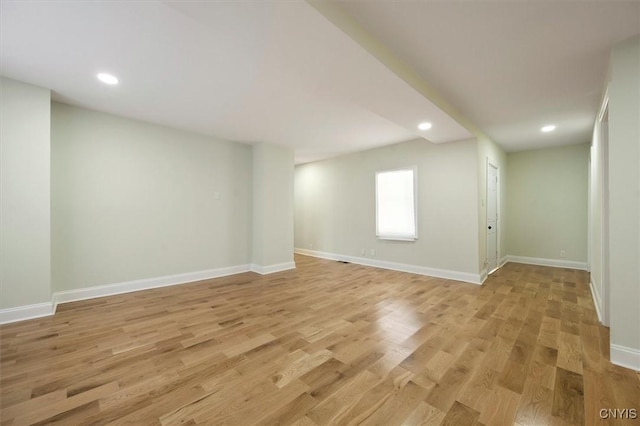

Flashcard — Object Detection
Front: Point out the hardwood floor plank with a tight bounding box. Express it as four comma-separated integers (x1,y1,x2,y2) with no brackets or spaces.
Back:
14,382,118,426
256,392,318,426
477,384,521,425
1,256,638,424
0,389,67,421
606,363,640,422
582,367,617,425
497,308,543,394
379,381,434,424
557,331,583,374
456,359,497,411
273,349,333,388
440,400,481,426
329,366,413,424
423,344,484,413
552,367,585,424
514,380,553,426
401,401,446,426
306,370,379,425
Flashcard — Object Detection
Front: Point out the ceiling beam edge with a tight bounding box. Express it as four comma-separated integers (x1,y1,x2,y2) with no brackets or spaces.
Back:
305,0,491,144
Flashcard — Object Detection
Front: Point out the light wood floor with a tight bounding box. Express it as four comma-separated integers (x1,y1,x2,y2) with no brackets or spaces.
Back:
1,255,639,425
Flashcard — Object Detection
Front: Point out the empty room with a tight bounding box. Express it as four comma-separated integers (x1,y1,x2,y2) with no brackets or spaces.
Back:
1,1,639,425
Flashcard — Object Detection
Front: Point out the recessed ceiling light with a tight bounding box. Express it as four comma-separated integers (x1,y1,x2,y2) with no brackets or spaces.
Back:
97,73,118,85
418,122,432,131
541,125,556,132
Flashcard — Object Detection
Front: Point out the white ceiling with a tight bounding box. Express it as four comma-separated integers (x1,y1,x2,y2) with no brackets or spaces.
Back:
0,1,470,164
335,0,640,152
1,2,638,161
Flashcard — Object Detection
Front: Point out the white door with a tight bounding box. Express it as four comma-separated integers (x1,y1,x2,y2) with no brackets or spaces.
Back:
487,163,498,274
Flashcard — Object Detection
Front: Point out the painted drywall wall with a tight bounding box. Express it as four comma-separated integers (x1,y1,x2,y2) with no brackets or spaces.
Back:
477,136,507,273
506,143,589,263
607,36,639,368
0,78,52,309
51,103,253,291
252,142,295,269
295,138,480,276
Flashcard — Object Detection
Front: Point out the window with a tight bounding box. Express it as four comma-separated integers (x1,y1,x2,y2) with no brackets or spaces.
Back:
375,167,417,241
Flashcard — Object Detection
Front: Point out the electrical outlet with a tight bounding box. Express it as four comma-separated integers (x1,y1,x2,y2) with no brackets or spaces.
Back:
560,250,566,258
214,191,221,200
370,249,376,257
361,248,366,255
309,243,313,249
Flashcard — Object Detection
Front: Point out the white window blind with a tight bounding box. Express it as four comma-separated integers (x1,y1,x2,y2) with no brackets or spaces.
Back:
375,167,417,241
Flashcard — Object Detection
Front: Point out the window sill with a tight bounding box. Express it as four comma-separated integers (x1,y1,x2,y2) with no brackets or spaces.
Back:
376,236,418,242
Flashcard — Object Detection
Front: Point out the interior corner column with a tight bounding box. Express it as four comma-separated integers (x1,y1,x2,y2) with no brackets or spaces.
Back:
251,142,295,272
0,77,52,315
608,36,640,369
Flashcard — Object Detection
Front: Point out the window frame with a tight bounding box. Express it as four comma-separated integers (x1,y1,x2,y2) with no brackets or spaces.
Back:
375,166,418,241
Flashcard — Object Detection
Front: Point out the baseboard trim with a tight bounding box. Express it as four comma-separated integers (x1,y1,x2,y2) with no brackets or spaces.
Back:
52,264,251,310
611,344,640,371
295,248,342,262
480,268,488,284
4,262,304,325
505,255,587,271
250,262,296,275
499,256,508,268
0,302,55,324
295,248,482,285
589,278,604,324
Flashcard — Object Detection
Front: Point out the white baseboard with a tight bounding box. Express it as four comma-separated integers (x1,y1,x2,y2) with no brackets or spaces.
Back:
295,248,482,285
505,255,588,271
2,261,304,325
611,344,640,371
589,278,604,324
0,302,54,324
250,262,296,275
479,257,508,284
52,264,252,309
295,248,342,262
480,268,488,284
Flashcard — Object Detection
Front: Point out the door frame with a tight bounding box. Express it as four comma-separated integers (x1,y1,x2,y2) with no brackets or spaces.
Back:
599,94,610,326
486,158,500,275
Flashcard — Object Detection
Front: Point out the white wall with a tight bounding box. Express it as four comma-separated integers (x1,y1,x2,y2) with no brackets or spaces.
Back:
589,110,607,324
295,138,480,279
252,142,295,270
51,103,253,291
0,78,52,309
607,36,640,370
477,136,507,272
506,143,589,264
